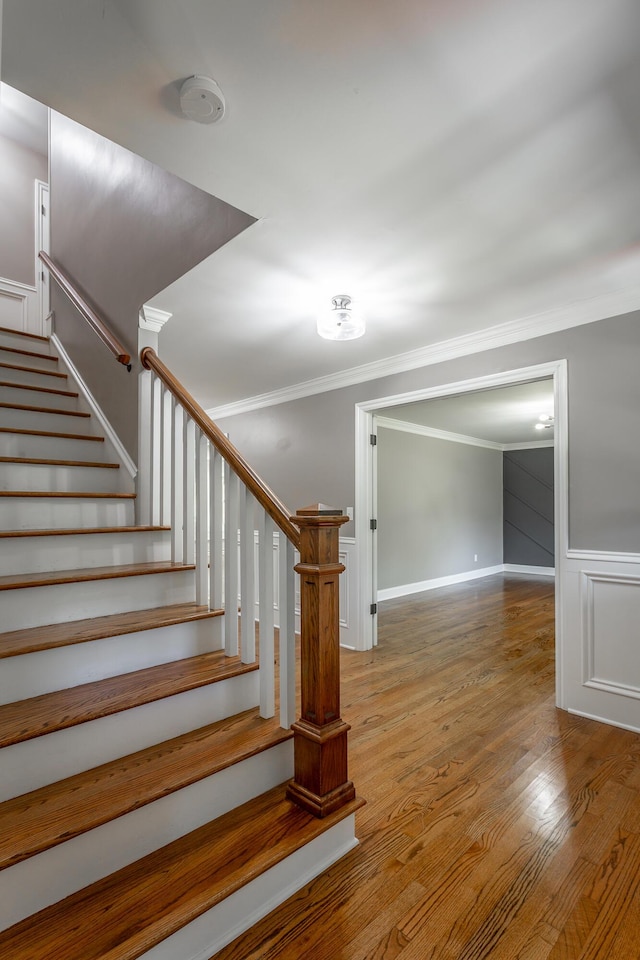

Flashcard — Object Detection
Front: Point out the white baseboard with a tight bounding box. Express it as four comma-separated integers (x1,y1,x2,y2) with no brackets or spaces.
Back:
503,564,555,577
378,563,555,601
378,564,504,601
51,333,137,480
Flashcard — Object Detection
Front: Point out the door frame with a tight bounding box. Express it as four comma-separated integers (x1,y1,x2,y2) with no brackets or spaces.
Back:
355,359,568,708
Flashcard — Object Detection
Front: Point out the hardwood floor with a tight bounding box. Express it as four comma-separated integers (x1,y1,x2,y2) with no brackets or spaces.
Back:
212,575,640,960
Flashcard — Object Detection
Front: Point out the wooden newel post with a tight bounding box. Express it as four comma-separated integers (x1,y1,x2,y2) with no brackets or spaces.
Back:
286,504,356,818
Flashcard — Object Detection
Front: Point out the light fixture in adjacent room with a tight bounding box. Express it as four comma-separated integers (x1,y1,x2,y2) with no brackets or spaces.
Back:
317,295,365,341
535,413,554,430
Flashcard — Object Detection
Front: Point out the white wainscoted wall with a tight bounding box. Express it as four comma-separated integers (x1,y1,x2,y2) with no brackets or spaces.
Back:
0,277,39,334
561,550,640,733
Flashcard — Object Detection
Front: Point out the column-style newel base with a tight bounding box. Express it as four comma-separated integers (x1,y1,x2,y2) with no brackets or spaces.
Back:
286,504,356,818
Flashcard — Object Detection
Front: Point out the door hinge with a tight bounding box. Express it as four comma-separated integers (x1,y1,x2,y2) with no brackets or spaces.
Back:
370,518,377,531
41,204,46,216
370,602,378,615
370,433,377,446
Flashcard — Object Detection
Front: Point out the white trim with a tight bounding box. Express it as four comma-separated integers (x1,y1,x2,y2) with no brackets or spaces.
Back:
207,288,639,419
140,305,172,333
51,333,137,479
35,179,50,337
378,565,504,601
503,564,555,577
567,549,640,564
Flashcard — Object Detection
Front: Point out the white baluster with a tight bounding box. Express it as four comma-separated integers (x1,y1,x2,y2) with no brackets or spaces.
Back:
240,486,256,663
224,464,239,656
160,388,173,526
195,431,209,606
171,404,184,563
137,368,153,525
258,511,275,718
209,448,224,648
278,534,296,729
183,417,196,565
151,375,162,525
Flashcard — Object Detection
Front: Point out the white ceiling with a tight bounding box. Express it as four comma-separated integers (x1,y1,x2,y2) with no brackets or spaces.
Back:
2,0,640,412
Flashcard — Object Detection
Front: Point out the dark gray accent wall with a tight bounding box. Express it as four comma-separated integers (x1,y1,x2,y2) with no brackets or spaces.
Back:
0,134,47,286
378,428,503,590
49,111,255,459
217,312,640,553
503,448,554,566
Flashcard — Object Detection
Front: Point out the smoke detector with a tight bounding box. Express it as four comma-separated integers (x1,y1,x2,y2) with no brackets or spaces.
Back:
179,76,225,124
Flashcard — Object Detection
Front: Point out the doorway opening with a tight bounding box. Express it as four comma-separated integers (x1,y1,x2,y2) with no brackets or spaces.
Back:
355,360,568,709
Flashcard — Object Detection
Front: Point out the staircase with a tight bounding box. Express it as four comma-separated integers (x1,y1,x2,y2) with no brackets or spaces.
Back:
0,326,361,959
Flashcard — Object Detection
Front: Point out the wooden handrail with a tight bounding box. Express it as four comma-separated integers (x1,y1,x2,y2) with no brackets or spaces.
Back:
140,346,301,550
38,251,132,370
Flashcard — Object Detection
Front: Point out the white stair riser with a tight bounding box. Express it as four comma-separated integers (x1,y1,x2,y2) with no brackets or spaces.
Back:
0,347,57,371
0,332,52,354
0,406,94,435
0,383,79,410
0,528,170,578
0,364,67,388
0,495,135,530
0,615,218,703
0,670,260,800
0,741,293,932
141,818,358,960
0,461,128,494
0,431,107,460
0,567,195,631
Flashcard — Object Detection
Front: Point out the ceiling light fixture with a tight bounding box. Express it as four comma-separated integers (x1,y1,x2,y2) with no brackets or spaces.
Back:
535,414,554,431
317,295,365,341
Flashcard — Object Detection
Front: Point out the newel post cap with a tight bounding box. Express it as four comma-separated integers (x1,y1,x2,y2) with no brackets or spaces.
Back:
297,503,343,517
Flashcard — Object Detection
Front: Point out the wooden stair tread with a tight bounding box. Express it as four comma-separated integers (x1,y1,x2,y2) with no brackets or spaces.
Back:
0,326,49,342
0,426,103,441
0,523,168,541
0,401,89,417
0,601,222,658
0,380,78,398
0,559,193,593
0,648,251,748
0,456,119,468
0,345,57,363
0,490,134,498
0,785,364,960
0,361,66,380
0,709,292,870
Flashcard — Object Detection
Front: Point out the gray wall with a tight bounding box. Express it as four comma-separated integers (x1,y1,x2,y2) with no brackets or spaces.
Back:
218,311,640,552
377,428,503,590
503,448,554,567
50,111,255,459
0,134,47,285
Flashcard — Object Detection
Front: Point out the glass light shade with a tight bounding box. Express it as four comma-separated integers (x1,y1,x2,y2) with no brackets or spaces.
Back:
317,295,365,341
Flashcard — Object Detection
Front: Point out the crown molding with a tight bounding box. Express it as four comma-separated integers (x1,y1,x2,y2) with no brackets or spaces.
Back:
376,416,555,451
207,285,640,420
139,304,172,333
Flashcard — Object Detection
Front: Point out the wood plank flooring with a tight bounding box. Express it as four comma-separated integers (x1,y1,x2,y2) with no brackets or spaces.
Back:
212,575,640,960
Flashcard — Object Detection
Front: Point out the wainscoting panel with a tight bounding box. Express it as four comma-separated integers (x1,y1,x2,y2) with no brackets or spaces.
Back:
562,552,640,732
0,278,38,334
